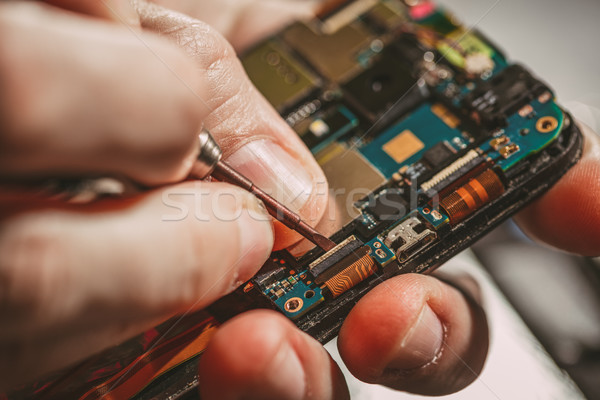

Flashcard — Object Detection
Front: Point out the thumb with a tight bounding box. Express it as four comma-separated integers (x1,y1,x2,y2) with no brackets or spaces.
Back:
0,181,273,388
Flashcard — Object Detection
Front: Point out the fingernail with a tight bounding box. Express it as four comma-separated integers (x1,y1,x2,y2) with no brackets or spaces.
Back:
235,197,274,283
227,140,313,212
387,304,444,370
257,344,306,400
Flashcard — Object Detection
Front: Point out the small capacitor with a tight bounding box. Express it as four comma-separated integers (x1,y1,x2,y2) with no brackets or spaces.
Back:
440,169,505,225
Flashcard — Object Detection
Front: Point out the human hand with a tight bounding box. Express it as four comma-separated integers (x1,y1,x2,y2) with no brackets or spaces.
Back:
0,0,327,389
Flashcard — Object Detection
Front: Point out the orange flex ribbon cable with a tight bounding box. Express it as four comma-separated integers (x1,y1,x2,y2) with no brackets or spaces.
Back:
79,318,219,400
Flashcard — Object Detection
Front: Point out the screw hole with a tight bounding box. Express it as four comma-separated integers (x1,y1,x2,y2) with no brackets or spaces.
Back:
284,297,303,312
536,116,558,133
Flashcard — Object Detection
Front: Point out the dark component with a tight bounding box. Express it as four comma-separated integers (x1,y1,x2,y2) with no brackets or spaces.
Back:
309,237,363,278
366,188,409,221
342,47,426,123
253,258,287,289
421,141,456,168
302,106,358,149
421,153,488,195
393,34,430,67
462,64,551,127
212,161,336,251
314,245,371,285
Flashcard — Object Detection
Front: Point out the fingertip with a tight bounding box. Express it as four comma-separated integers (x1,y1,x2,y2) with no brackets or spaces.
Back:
198,310,305,400
338,274,488,395
515,122,600,256
338,274,434,381
198,309,349,400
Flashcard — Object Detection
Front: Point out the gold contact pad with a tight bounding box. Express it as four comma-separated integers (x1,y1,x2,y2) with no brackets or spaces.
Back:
382,129,425,163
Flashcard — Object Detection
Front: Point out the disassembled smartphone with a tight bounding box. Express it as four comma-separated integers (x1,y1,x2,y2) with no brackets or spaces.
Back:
34,1,583,398
208,0,583,344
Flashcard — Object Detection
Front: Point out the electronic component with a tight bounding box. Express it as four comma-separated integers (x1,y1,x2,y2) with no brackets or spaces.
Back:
317,143,387,226
421,141,456,168
383,214,436,262
282,20,373,82
440,168,505,225
490,135,510,150
499,143,520,159
420,149,481,192
462,64,551,127
342,47,424,121
253,258,287,289
361,103,464,178
366,189,409,221
431,103,460,129
366,237,396,267
309,235,363,278
313,244,372,283
431,26,496,74
272,275,325,319
242,40,319,111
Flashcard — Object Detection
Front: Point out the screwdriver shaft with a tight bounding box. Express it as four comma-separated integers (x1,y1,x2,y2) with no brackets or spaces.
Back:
212,161,336,252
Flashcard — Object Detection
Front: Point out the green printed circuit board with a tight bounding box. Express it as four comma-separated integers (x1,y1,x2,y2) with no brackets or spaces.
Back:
209,0,582,341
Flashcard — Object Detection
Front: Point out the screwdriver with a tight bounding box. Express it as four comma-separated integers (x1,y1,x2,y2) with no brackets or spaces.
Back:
189,130,336,252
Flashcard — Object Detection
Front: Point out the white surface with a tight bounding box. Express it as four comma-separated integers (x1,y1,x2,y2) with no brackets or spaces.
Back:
443,0,600,112
326,0,600,398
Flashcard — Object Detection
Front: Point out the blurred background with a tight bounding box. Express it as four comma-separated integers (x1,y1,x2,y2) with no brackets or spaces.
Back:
326,0,600,398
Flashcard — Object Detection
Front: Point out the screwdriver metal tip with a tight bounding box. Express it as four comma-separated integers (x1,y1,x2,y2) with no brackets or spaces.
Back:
212,161,336,252
297,221,337,252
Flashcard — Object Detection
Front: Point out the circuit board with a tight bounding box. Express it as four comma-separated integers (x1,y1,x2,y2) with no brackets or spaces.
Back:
206,0,583,343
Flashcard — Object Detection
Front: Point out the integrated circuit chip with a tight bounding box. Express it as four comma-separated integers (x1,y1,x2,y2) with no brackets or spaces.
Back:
242,40,319,111
366,189,409,221
421,141,455,168
462,64,551,127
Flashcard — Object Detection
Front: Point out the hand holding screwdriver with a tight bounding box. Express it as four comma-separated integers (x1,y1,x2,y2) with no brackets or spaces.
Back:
190,130,336,251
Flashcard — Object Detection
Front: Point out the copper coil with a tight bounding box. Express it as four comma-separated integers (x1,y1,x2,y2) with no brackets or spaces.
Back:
440,169,505,225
